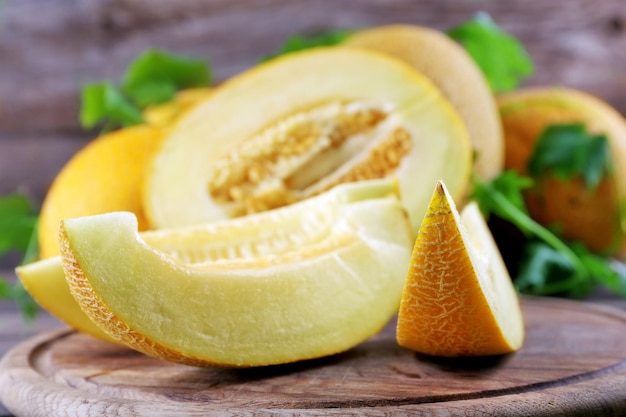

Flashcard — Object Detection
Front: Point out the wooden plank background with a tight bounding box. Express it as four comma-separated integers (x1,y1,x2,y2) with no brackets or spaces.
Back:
0,0,625,204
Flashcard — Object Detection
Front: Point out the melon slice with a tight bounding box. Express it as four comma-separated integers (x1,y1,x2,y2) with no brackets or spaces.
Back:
20,179,404,344
143,47,472,234
59,180,413,367
344,24,504,180
396,181,524,357
17,257,118,343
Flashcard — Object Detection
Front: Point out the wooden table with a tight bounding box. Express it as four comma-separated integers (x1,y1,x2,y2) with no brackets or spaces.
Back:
2,289,626,416
0,297,65,416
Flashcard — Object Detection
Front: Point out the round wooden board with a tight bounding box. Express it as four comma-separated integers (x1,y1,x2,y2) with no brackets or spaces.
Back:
2,297,626,416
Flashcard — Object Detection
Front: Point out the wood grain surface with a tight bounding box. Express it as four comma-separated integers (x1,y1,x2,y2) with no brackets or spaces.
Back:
1,0,625,201
2,297,626,416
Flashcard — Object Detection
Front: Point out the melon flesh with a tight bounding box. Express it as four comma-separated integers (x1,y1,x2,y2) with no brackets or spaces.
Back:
144,47,472,235
397,182,524,357
61,180,414,367
20,179,403,344
344,24,504,181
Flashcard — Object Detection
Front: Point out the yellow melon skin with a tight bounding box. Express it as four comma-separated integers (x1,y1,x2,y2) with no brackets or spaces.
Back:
60,180,413,367
498,87,626,256
344,24,504,181
38,125,164,259
397,181,524,357
144,47,472,236
16,257,118,343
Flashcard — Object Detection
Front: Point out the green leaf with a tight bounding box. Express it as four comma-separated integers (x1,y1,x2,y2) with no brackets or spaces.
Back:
447,12,534,92
122,49,212,107
515,241,591,298
515,240,626,299
0,193,39,321
80,82,144,130
471,170,533,221
472,171,582,275
80,49,212,130
571,242,626,297
125,82,177,108
0,278,12,298
0,276,38,322
473,171,626,299
527,123,612,190
0,194,38,259
10,280,39,322
261,30,354,62
477,170,533,216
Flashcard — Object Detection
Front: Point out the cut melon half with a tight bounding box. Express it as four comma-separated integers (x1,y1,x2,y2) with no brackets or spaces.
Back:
143,47,472,235
59,180,413,367
344,24,504,180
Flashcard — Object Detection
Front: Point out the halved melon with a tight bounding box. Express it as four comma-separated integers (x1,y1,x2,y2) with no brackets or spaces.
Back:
59,180,413,366
143,47,472,234
498,87,626,255
344,24,504,180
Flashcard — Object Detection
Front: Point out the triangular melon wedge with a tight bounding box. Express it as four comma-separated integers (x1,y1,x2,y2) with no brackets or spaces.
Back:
143,47,472,235
344,24,504,180
396,181,524,357
59,180,413,367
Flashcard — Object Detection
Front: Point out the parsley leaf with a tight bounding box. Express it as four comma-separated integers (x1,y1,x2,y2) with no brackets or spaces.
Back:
515,241,592,298
0,279,10,299
515,240,626,298
262,30,354,62
0,194,40,321
572,242,626,297
80,49,212,131
122,49,212,107
0,277,39,322
9,280,39,322
0,194,38,257
80,83,144,130
473,169,533,217
527,123,612,189
447,12,534,92
472,172,573,252
472,171,626,298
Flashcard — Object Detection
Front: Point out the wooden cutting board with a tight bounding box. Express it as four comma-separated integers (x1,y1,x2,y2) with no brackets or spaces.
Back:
2,297,626,416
